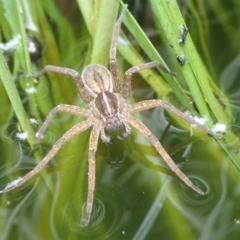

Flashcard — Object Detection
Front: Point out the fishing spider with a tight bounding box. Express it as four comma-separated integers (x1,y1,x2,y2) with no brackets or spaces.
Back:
1,5,218,226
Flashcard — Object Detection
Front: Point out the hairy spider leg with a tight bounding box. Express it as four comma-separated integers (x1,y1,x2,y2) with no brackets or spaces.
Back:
127,117,204,194
36,104,89,144
1,121,92,193
29,66,92,103
131,100,221,137
81,126,100,226
109,4,128,93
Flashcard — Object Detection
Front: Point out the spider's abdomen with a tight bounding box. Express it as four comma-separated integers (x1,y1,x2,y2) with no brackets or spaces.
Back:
95,92,122,131
81,64,114,98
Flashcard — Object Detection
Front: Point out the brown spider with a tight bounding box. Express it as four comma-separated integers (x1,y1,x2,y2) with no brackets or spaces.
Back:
1,5,218,226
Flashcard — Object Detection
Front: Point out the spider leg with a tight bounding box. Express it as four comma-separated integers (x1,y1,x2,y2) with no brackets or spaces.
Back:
28,65,92,103
36,104,89,144
81,126,100,226
130,99,220,137
123,61,176,100
127,116,204,195
109,4,128,93
0,121,92,194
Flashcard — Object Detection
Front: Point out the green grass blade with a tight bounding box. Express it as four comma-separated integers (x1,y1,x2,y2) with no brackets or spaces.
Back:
0,51,35,146
120,1,195,112
150,0,230,125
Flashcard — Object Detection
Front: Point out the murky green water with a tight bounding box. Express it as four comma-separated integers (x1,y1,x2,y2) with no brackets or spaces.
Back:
1,0,240,239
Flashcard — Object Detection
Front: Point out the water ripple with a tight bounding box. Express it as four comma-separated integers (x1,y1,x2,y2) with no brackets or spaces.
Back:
62,185,129,239
170,159,223,214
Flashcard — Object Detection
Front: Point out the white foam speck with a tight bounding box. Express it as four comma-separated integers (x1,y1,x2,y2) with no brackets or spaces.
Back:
16,131,28,141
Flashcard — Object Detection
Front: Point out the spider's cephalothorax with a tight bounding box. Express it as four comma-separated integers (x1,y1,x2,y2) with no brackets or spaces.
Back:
90,88,131,142
95,91,123,130
1,5,219,226
84,64,131,141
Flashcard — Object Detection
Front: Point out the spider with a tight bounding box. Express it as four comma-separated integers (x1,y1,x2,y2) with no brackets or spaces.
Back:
1,5,219,226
